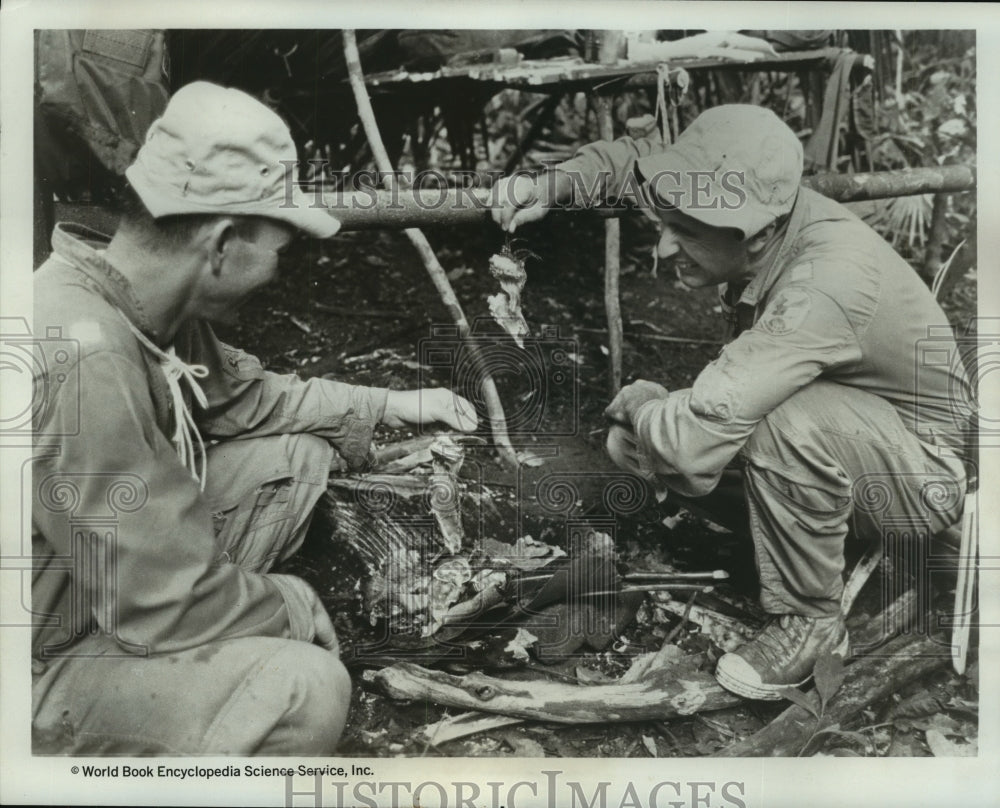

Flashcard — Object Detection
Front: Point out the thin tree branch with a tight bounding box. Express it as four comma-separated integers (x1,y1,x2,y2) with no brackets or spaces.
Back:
343,29,518,467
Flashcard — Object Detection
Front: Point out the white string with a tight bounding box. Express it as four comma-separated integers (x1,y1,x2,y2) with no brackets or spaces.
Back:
650,64,674,280
655,63,673,147
117,310,210,490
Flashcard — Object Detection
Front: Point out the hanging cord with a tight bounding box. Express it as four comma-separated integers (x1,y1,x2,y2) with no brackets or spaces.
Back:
654,65,691,146
649,66,691,278
117,311,210,490
649,64,675,277
655,63,674,147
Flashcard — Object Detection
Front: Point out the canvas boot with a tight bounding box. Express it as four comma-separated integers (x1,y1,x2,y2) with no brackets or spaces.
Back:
715,613,849,701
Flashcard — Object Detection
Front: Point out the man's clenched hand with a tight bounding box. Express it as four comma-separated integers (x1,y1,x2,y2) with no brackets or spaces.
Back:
272,574,340,653
382,389,478,432
491,171,572,233
604,379,669,426
605,423,648,476
309,592,339,654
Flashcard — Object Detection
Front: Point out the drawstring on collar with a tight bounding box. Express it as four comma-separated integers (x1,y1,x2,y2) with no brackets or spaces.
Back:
49,250,210,489
117,310,210,490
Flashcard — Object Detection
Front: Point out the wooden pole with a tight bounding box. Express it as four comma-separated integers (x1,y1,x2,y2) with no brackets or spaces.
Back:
922,192,950,283
320,166,976,232
595,93,624,395
342,30,519,468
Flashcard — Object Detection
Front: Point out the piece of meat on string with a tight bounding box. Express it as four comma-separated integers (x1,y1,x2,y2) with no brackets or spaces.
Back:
486,240,532,348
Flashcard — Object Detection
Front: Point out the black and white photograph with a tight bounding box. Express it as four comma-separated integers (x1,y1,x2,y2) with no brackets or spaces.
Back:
1,2,998,806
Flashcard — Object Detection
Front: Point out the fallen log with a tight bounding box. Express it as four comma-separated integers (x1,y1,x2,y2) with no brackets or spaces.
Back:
714,630,952,757
372,658,741,723
372,590,933,729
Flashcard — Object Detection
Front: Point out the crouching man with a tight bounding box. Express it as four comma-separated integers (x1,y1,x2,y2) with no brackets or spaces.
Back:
31,81,477,754
493,104,971,700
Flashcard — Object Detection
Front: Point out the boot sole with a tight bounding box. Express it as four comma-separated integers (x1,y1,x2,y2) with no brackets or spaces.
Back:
715,634,850,701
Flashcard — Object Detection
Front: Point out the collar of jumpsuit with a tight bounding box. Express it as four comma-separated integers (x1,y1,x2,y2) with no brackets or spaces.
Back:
50,222,210,489
645,187,805,307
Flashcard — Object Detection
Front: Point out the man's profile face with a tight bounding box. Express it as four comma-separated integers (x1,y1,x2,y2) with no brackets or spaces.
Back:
196,219,295,324
655,209,751,289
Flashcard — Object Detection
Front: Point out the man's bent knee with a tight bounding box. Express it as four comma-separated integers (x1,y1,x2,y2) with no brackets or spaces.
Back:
203,638,352,755
743,381,842,461
254,641,352,755
285,432,336,486
289,644,353,752
207,432,335,572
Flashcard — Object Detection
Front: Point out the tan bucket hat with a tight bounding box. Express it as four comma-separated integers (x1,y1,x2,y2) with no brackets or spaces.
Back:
125,81,339,238
636,104,803,238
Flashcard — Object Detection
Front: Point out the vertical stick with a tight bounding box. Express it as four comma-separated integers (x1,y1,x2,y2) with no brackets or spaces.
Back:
343,30,518,468
951,488,977,675
922,192,949,283
595,93,623,395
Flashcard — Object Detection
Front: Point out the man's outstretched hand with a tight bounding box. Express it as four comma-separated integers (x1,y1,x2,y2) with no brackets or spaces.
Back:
383,389,478,432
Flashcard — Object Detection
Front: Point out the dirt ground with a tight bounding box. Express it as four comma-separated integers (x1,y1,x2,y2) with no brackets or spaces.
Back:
215,208,979,758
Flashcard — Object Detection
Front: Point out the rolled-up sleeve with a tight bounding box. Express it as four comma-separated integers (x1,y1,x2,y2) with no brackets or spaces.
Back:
631,284,863,496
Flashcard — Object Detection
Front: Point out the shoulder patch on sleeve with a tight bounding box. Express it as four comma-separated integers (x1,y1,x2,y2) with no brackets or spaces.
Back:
791,262,814,282
68,320,103,347
759,287,812,336
220,345,264,381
